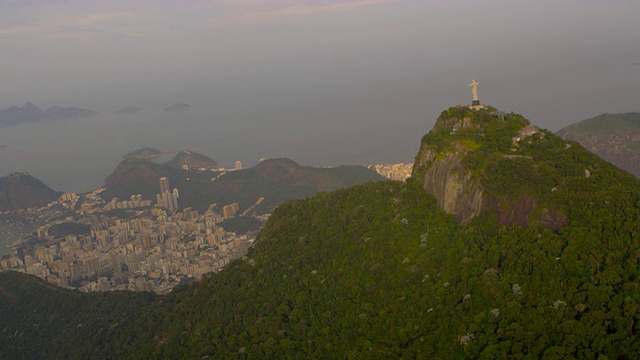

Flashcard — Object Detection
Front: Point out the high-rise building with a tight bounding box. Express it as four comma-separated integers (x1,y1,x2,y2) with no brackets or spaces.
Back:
159,177,170,194
162,192,170,210
157,177,179,213
222,202,240,219
171,188,179,211
235,160,243,170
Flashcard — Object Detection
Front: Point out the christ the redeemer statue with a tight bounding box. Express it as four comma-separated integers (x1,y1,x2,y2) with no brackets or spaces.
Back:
468,79,480,106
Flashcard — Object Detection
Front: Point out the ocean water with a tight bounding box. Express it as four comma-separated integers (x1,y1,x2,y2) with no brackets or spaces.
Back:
0,105,414,255
0,110,259,193
0,104,416,193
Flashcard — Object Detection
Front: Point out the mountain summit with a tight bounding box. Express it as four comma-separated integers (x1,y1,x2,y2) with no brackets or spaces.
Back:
2,105,640,358
102,157,382,213
413,106,570,229
0,172,60,211
163,150,218,170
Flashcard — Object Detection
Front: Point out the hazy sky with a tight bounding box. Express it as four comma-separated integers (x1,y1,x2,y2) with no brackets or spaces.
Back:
1,0,639,191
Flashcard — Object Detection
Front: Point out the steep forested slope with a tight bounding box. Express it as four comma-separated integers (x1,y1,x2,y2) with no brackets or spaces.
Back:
557,112,640,178
103,157,383,214
3,106,640,359
0,271,159,359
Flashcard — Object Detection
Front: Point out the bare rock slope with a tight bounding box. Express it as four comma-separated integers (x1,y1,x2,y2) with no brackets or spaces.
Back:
412,106,572,229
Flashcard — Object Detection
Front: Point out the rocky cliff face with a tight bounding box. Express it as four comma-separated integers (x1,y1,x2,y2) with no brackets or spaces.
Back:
412,106,565,229
414,144,485,225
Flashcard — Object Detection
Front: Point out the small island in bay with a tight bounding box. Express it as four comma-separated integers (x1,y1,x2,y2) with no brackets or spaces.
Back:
163,103,191,113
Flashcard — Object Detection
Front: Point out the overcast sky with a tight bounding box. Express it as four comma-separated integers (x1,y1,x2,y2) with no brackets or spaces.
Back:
1,0,639,191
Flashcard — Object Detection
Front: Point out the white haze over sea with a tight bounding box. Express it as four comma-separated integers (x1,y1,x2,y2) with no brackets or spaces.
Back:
0,75,430,192
1,0,639,193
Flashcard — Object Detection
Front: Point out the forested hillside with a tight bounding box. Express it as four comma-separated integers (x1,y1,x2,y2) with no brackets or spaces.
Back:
557,112,640,178
102,157,382,214
3,106,640,358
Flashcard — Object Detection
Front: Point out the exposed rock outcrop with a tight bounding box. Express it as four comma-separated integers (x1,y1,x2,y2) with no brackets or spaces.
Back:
412,106,566,229
414,144,485,225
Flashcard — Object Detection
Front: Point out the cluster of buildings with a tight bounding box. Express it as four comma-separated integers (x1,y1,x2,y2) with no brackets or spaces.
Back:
156,176,180,213
222,202,240,218
185,160,243,173
0,177,263,294
104,194,154,211
367,163,414,181
1,160,412,294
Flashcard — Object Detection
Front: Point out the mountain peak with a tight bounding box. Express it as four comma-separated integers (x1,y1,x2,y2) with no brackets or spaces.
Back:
412,106,577,229
0,172,60,211
8,172,31,180
121,147,162,160
164,150,218,170
22,102,43,115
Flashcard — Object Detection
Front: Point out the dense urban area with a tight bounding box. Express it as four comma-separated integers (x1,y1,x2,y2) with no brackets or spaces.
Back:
0,162,410,294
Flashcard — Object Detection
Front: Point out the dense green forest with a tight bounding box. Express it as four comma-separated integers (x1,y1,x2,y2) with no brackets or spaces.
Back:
557,112,640,178
3,107,640,358
558,112,640,135
207,158,385,214
47,222,91,238
218,216,263,234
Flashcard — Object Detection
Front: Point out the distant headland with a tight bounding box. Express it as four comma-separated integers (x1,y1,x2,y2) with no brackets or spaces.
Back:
0,102,98,127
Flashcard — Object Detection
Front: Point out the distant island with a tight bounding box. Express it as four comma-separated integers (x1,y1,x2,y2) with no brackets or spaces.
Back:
115,106,142,114
163,103,191,113
0,102,98,127
121,147,164,160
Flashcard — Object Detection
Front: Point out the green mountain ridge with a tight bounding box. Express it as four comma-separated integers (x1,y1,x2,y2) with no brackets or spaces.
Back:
209,158,385,214
558,112,640,135
412,106,595,229
557,112,640,178
102,157,383,214
163,150,218,170
3,106,640,358
0,172,60,212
